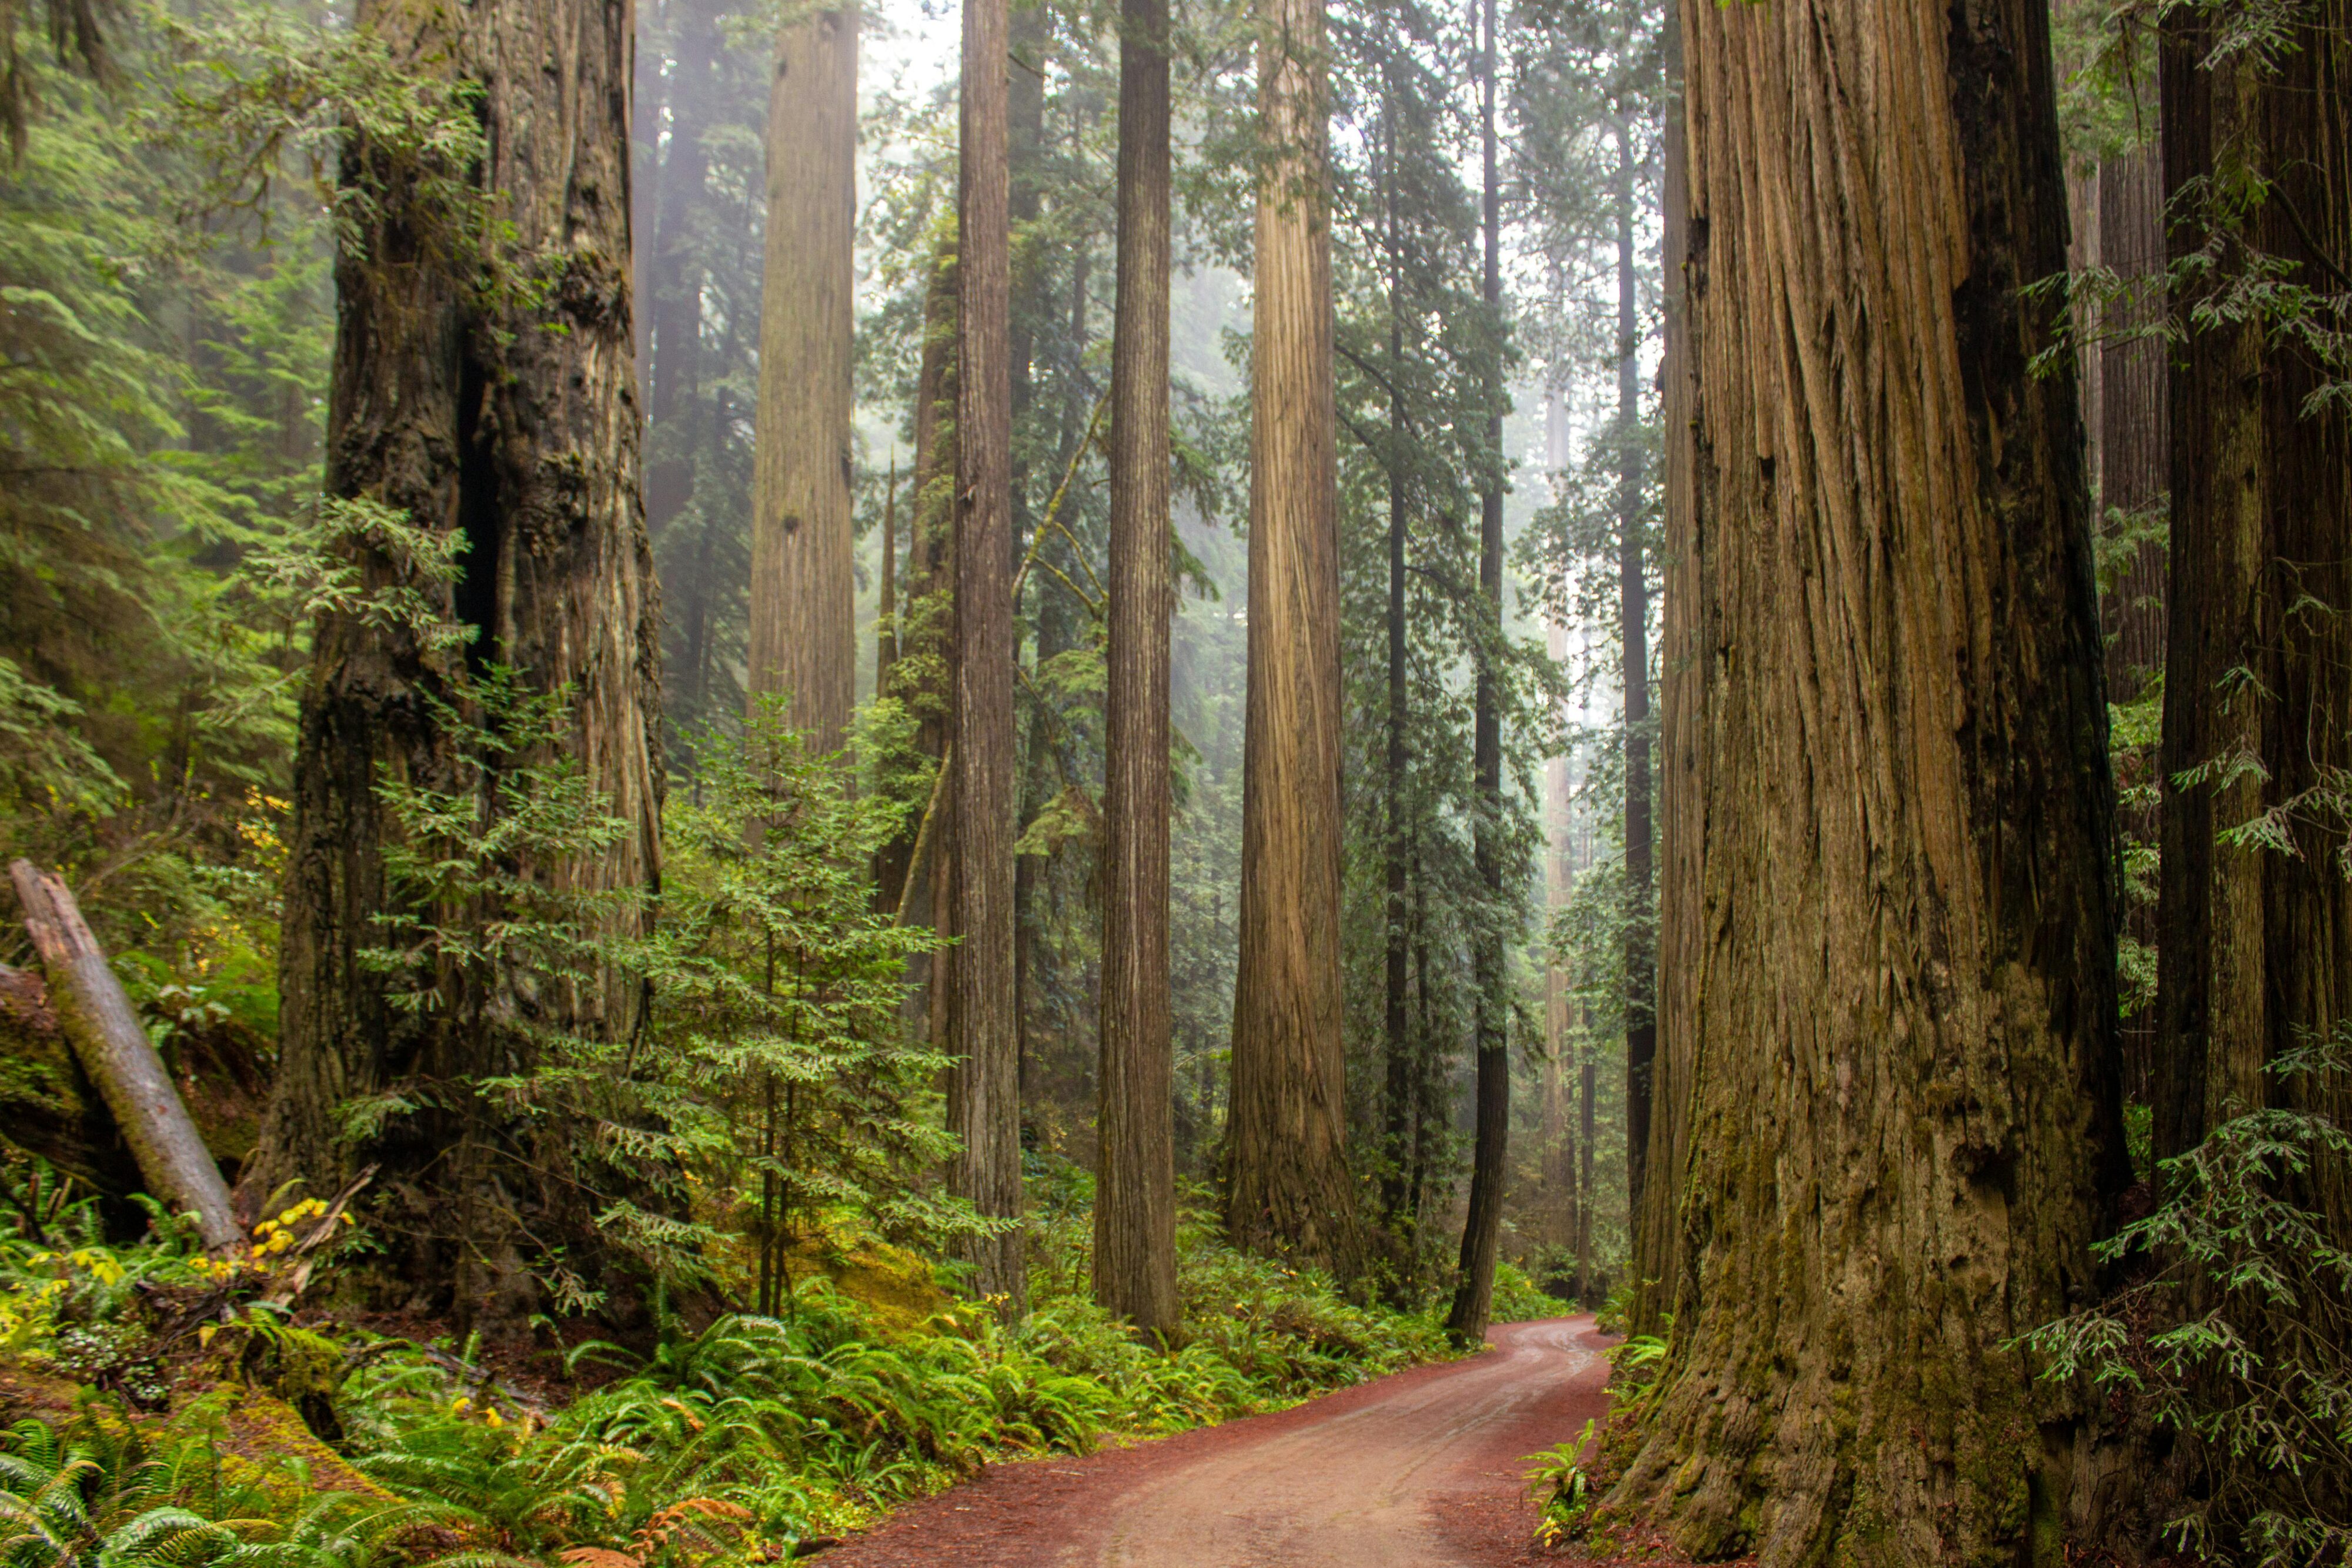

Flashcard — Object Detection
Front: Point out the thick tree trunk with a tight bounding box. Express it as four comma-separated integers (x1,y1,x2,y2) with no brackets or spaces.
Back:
1632,0,1694,1340
749,4,857,752
1446,0,1508,1343
1094,0,1177,1338
950,0,1027,1311
2154,1,2351,1169
1614,0,2128,1550
9,864,238,1250
1225,0,1354,1276
248,0,661,1320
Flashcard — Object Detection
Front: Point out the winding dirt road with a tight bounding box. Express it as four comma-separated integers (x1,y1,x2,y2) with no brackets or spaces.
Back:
822,1316,1612,1567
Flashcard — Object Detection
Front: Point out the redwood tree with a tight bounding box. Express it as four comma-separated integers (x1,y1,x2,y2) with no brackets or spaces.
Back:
1445,0,1508,1342
249,0,663,1320
1225,0,1354,1275
749,1,857,750
1615,0,2129,1553
2154,0,2350,1165
950,0,1026,1311
1094,0,1179,1336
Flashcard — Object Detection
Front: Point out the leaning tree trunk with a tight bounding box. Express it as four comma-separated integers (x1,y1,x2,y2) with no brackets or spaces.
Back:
2153,0,2350,1168
1094,0,1179,1340
1225,0,1354,1278
949,0,1026,1313
1446,0,1508,1343
247,0,662,1322
749,3,857,752
1612,0,2130,1552
10,864,238,1251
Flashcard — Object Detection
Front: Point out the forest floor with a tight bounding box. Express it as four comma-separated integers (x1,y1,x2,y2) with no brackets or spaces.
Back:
819,1315,1619,1567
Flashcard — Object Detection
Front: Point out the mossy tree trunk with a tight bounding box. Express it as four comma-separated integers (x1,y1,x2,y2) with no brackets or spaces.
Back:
2153,0,2350,1164
248,0,662,1322
1614,0,2130,1553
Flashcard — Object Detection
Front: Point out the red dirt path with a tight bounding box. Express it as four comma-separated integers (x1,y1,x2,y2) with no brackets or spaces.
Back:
817,1316,1614,1567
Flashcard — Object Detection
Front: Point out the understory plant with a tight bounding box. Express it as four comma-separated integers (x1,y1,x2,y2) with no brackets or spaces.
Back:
2017,1031,2352,1565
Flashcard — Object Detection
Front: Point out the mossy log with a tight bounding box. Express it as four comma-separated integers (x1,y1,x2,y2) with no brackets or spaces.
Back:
0,962,145,1200
9,861,239,1249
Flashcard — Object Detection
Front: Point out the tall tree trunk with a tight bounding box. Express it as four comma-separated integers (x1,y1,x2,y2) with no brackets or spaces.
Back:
2098,144,2167,703
1094,0,1177,1337
950,0,1026,1311
1378,113,1415,1239
1446,0,1508,1343
249,0,662,1322
1225,0,1352,1276
1613,0,2129,1550
878,247,959,919
642,0,716,563
749,4,857,751
2154,0,2351,1169
877,457,898,695
1632,0,1693,1338
1614,122,1655,1226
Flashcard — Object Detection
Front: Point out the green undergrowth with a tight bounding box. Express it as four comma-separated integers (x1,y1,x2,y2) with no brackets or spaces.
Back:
0,1198,1454,1566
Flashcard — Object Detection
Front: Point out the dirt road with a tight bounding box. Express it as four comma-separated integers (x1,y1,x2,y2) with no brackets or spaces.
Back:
821,1316,1612,1567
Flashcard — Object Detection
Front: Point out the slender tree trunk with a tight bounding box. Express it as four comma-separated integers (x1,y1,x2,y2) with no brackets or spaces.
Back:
1378,114,1415,1237
1446,0,1508,1342
950,0,1027,1312
1613,0,2129,1550
2154,0,2351,1169
1632,0,1693,1338
1614,122,1655,1226
749,3,857,751
877,457,898,695
1576,1021,1594,1299
2098,144,2168,704
1225,0,1352,1275
249,0,662,1322
1094,0,1177,1337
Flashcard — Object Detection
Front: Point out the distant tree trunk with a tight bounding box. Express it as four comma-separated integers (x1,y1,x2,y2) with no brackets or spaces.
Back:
950,0,1027,1312
1613,122,1655,1227
2099,145,2167,704
749,3,857,751
878,247,958,920
1612,0,2129,1550
1576,1021,1595,1299
2154,0,2351,1171
1225,0,1353,1276
1446,0,1508,1343
249,0,663,1323
1632,0,1692,1339
1094,0,1177,1338
877,457,898,694
1378,113,1415,1239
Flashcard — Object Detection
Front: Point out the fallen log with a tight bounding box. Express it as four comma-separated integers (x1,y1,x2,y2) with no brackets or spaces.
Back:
8,861,240,1251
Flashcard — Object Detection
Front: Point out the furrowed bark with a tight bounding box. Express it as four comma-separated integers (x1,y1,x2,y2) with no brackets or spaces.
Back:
750,1,858,752
11,862,238,1251
1446,0,1508,1343
1615,0,2127,1552
1225,0,1354,1277
2154,0,2351,1167
248,0,662,1321
1094,0,1178,1339
950,0,1027,1312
